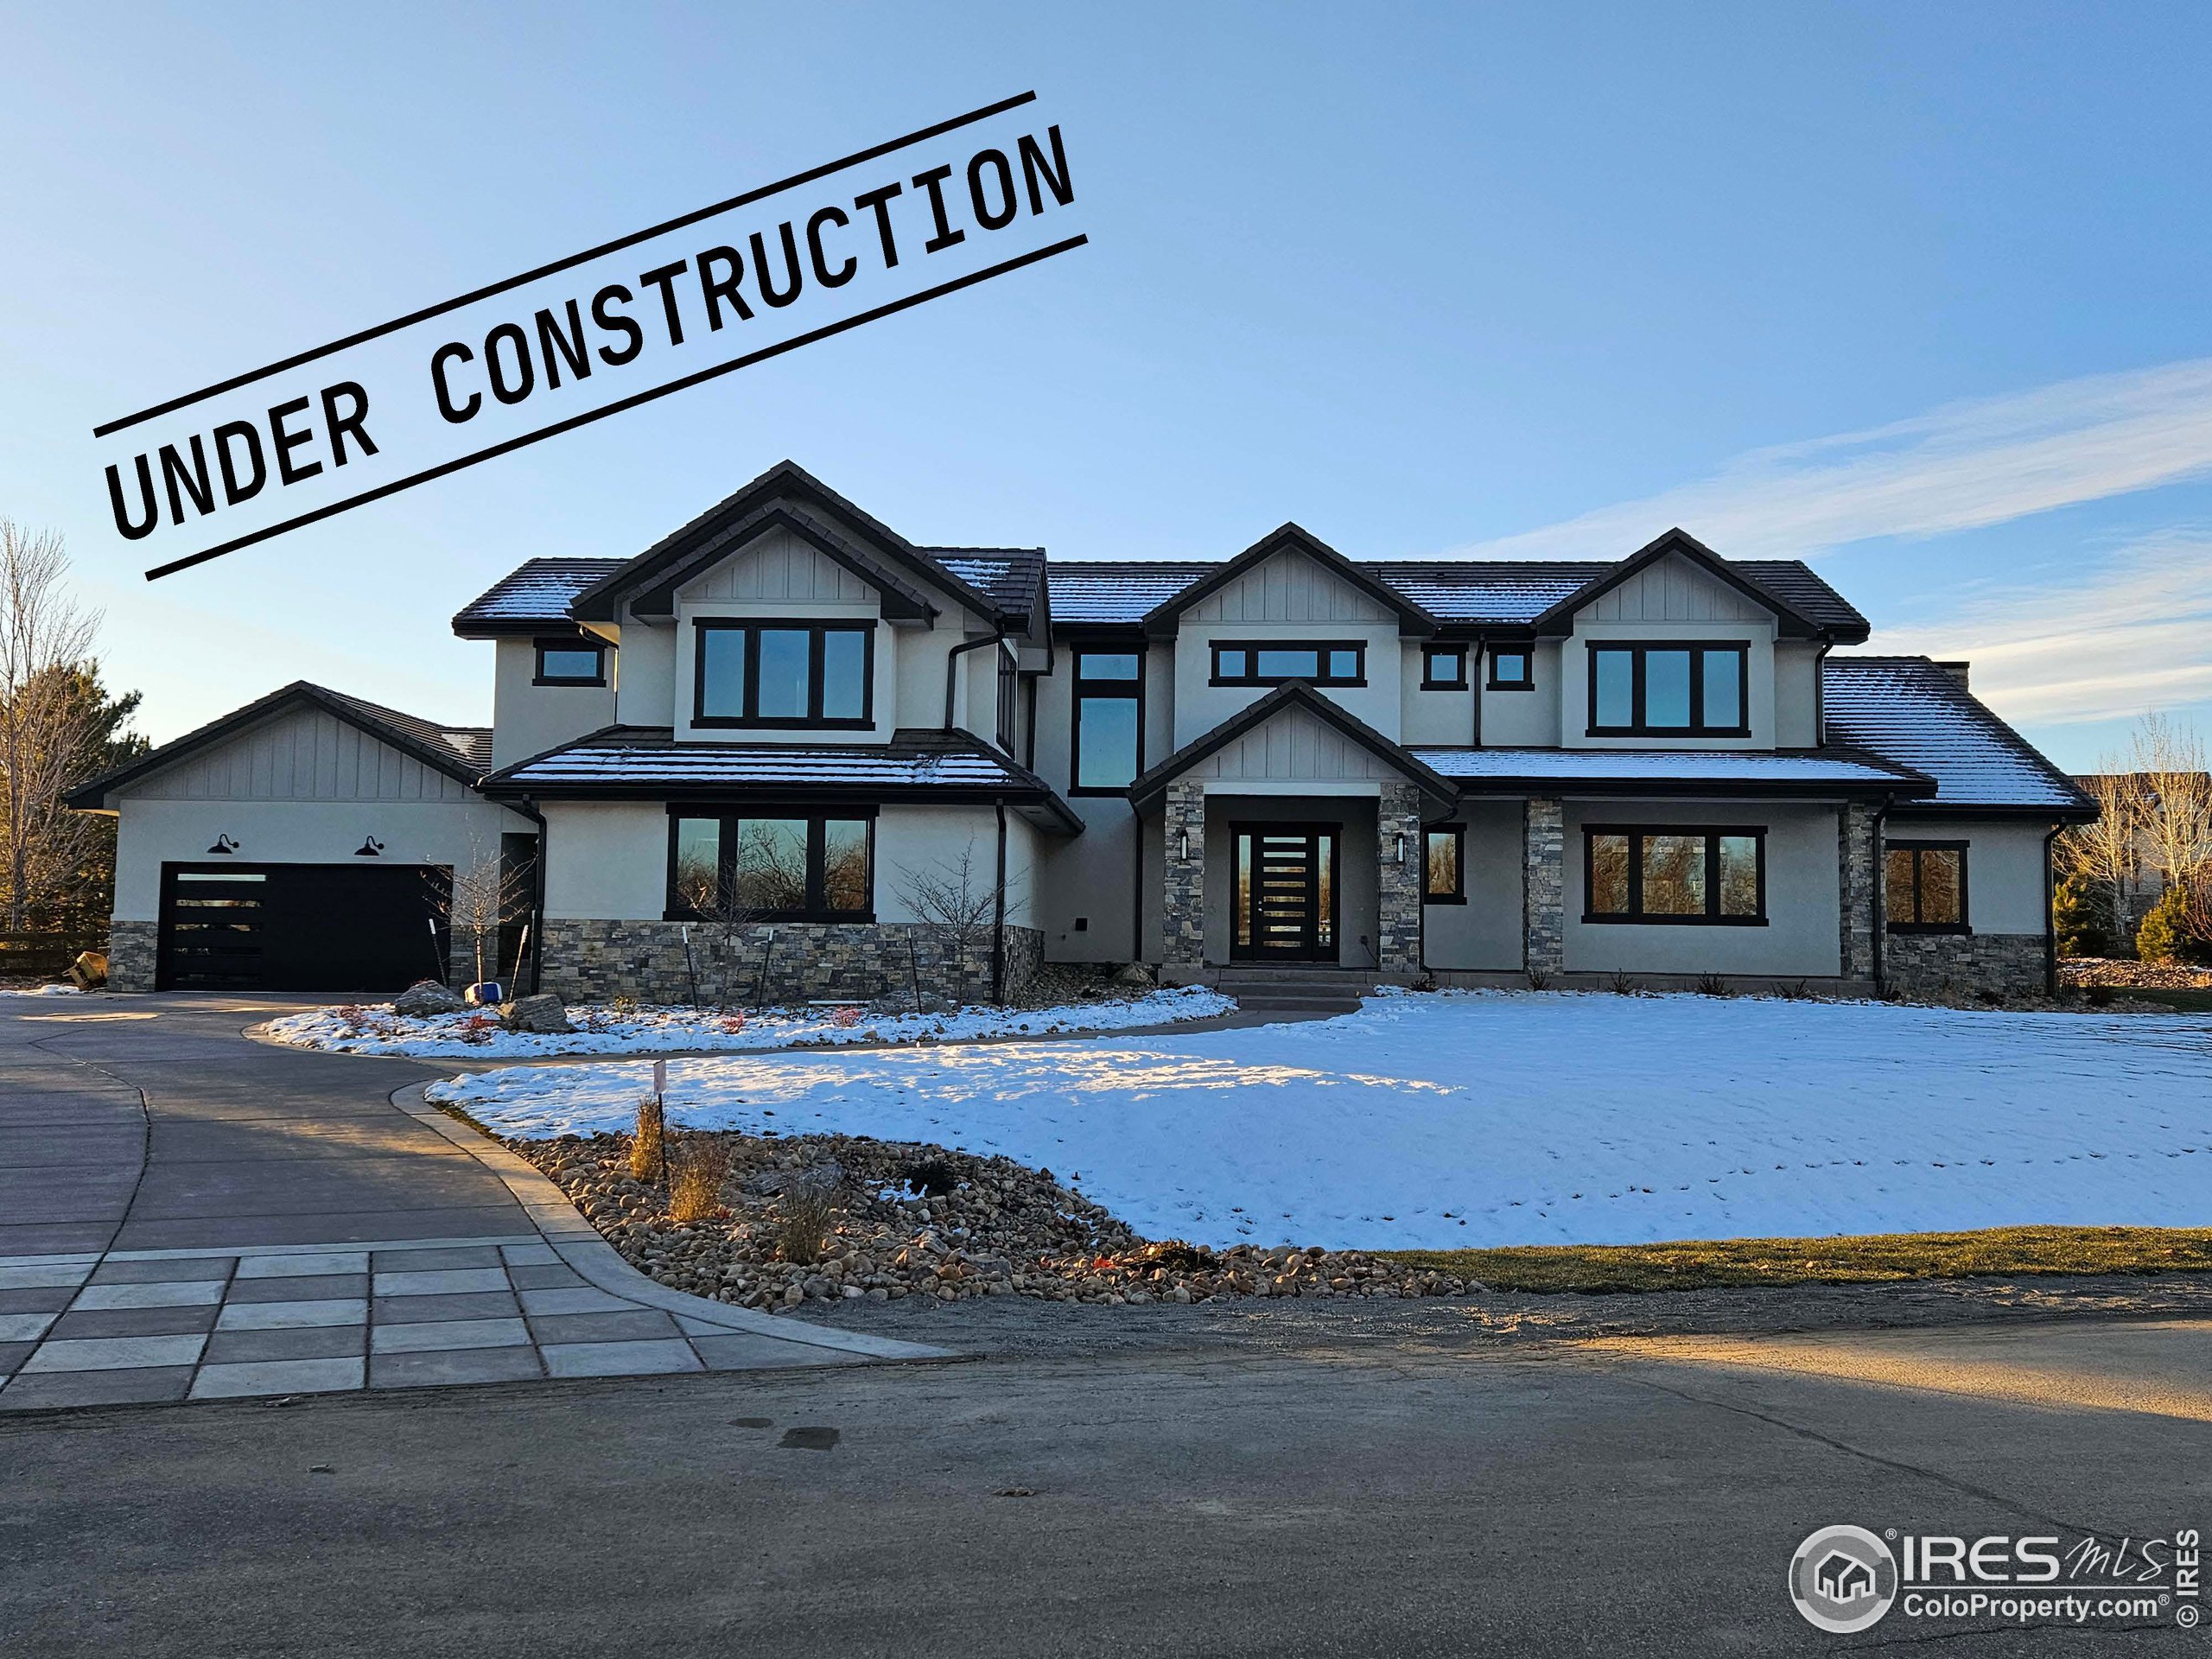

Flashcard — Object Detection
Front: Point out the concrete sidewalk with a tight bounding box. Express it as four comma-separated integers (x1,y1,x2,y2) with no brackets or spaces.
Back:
0,994,946,1409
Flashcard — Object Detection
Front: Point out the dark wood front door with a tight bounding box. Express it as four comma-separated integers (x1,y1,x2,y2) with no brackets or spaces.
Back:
1232,826,1338,961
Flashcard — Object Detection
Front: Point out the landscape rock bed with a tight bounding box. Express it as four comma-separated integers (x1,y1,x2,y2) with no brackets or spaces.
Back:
506,1128,1482,1309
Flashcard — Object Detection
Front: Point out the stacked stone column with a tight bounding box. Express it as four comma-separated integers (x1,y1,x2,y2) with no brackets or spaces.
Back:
1161,780,1206,972
1376,784,1425,976
1522,798,1565,979
1838,803,1878,983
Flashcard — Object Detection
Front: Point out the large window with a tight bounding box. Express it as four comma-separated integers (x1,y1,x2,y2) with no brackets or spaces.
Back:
693,621,873,728
1587,643,1748,736
1424,827,1465,902
1886,841,1968,933
1210,640,1365,686
534,636,606,687
1585,827,1765,925
668,810,873,920
1072,649,1142,794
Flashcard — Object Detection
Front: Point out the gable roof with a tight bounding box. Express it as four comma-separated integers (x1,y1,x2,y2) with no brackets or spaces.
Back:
1139,524,1439,639
620,499,943,621
1128,681,1457,817
925,548,1048,629
1823,657,2094,816
1528,528,1835,639
452,558,627,637
64,682,492,810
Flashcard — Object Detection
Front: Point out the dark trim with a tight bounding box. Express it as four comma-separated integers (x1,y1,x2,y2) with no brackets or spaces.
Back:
1420,644,1468,690
632,501,939,622
1586,641,1751,738
2041,823,2062,997
1485,645,1534,690
1209,639,1366,688
690,619,875,730
1422,823,1466,903
1229,822,1342,963
1884,838,1971,934
1531,528,1830,639
532,636,607,688
663,804,878,923
1071,645,1145,797
1139,523,1439,639
1581,824,1770,926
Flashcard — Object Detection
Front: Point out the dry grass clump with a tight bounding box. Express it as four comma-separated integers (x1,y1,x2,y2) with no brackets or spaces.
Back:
773,1181,840,1267
667,1135,730,1225
629,1096,666,1182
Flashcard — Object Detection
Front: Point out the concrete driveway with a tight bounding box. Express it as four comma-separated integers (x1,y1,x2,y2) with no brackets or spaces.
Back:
0,993,940,1406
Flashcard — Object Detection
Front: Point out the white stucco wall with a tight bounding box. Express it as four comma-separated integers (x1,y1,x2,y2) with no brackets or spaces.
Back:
1886,815,2053,935
541,801,668,919
1421,800,1524,971
490,637,617,767
1478,642,1560,747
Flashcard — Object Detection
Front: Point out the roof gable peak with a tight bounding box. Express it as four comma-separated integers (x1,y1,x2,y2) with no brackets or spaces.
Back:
1140,523,1437,638
1530,528,1827,638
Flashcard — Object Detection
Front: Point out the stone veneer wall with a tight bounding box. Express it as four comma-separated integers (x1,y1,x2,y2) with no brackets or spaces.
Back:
1161,780,1206,970
106,918,158,992
1839,804,1878,982
1884,932,2050,998
537,919,1046,1008
1522,798,1564,979
1376,783,1425,975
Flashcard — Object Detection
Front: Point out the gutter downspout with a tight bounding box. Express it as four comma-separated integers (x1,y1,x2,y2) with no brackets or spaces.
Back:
1870,799,1889,995
991,798,1008,1005
944,628,1007,733
2041,823,2063,998
517,797,549,997
1470,635,1484,749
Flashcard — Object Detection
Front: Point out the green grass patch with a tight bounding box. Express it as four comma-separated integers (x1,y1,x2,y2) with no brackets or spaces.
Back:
2120,988,2212,1014
1377,1226,2212,1294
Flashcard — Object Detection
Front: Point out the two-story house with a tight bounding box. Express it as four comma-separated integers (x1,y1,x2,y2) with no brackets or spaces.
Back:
70,461,2093,1001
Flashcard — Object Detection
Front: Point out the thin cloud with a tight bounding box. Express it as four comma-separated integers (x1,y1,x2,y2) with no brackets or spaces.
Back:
1457,358,2212,561
1871,532,2212,727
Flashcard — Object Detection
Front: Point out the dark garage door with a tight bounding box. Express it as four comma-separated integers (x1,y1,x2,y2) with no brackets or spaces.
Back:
158,862,452,992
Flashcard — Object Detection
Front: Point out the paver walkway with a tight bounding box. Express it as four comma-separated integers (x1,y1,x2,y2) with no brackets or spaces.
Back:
0,993,944,1409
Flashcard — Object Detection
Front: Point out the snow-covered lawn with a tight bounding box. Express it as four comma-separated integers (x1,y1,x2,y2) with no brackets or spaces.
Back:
427,989,2212,1251
0,983,80,996
264,985,1234,1058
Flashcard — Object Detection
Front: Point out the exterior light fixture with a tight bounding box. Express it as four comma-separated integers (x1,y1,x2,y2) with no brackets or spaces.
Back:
354,836,385,857
1179,828,1190,860
206,834,238,855
1394,832,1407,864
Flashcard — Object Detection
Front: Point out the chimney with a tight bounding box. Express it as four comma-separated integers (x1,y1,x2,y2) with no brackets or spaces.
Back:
1934,660,1970,690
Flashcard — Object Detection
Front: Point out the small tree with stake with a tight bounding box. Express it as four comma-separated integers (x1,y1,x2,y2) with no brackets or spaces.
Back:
442,836,532,988
895,839,1015,1011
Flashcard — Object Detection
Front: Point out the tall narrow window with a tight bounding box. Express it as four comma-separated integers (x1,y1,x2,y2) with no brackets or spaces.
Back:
1583,827,1766,924
995,649,1019,753
1072,650,1142,793
692,621,874,728
1886,842,1968,932
1586,644,1749,736
1424,827,1465,901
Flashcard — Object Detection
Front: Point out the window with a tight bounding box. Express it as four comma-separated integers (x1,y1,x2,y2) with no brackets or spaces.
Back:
1424,827,1465,902
1487,647,1533,690
1209,640,1365,686
1072,649,1143,793
1421,645,1467,690
1584,827,1765,924
667,810,874,920
693,621,873,728
1886,842,1968,933
995,648,1018,753
534,637,606,686
1586,643,1748,735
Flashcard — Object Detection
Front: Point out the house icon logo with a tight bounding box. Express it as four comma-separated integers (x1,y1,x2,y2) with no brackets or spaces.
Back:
1789,1525,1897,1632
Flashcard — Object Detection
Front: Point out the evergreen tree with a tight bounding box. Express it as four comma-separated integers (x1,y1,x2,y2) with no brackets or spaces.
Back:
2134,882,2209,966
2050,868,2111,959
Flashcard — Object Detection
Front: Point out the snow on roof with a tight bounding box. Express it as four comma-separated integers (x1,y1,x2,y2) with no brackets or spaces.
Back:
1409,747,1925,787
491,731,1048,791
1823,658,2091,813
1047,563,1218,622
924,548,1045,617
452,558,627,632
318,688,493,778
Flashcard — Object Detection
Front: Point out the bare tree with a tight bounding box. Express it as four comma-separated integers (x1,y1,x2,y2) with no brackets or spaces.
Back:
2133,714,2212,906
896,839,1017,1009
671,823,812,1009
0,523,99,933
443,836,531,988
2060,767,2146,945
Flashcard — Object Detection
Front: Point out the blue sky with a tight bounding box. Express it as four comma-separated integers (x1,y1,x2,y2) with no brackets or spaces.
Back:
4,2,2209,766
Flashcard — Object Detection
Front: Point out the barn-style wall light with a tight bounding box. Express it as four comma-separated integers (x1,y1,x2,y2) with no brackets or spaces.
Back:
354,836,385,857
206,834,238,855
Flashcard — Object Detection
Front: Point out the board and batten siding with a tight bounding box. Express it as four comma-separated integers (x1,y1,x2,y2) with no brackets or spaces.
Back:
1189,705,1396,786
118,708,478,803
1184,550,1394,625
675,526,874,605
1577,558,1770,624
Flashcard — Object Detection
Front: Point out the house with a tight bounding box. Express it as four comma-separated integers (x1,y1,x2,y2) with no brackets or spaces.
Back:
1815,1552,1875,1603
68,461,2093,1000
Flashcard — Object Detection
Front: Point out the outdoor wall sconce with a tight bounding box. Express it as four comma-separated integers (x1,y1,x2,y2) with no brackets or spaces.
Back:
354,836,385,856
1394,832,1407,864
206,834,238,855
1179,828,1190,860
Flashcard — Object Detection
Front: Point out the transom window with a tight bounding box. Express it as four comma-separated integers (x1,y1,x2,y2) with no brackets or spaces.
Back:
535,637,606,687
1421,645,1467,690
1072,649,1143,794
1588,643,1747,735
1886,842,1968,933
693,621,873,728
1585,827,1765,925
1487,647,1533,690
1210,640,1365,686
1424,827,1465,902
668,811,873,920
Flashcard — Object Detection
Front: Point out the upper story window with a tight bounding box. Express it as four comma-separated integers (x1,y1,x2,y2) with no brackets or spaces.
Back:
535,637,606,687
694,620,873,728
1588,642,1747,736
1487,647,1533,690
995,648,1018,753
1210,641,1365,687
1071,649,1142,794
1886,842,1968,933
1421,645,1467,690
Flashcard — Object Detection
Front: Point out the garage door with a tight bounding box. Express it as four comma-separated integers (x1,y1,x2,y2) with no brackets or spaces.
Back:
157,862,453,992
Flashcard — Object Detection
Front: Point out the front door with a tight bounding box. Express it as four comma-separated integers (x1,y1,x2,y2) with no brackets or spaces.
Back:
1232,826,1338,961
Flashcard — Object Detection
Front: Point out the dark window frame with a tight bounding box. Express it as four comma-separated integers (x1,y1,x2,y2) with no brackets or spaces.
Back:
1585,641,1751,736
1421,645,1468,690
690,620,876,730
1070,647,1145,798
663,805,877,923
1208,639,1367,688
1581,824,1769,926
1423,824,1466,904
533,635,607,688
995,646,1019,754
1486,646,1535,690
1885,839,1972,934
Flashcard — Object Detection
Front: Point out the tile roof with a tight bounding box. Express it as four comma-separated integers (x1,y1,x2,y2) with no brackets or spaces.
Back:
317,688,493,774
452,559,626,632
1410,747,1929,789
922,548,1046,620
1822,657,2092,814
1046,563,1219,623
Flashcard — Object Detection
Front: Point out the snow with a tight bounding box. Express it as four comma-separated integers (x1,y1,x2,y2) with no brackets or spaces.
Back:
0,982,81,996
497,741,1028,788
262,986,1235,1058
426,989,2212,1251
1410,748,1914,784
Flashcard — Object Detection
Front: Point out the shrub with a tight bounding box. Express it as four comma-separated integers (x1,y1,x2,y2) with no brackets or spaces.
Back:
1694,973,1730,998
832,1005,863,1028
1606,971,1637,997
608,993,642,1019
1525,968,1552,991
2050,868,2113,959
666,1135,729,1224
2135,884,2210,965
629,1096,666,1182
774,1181,839,1266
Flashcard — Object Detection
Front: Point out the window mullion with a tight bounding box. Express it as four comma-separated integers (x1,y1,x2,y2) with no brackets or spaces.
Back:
1704,834,1719,918
805,818,824,913
1689,651,1705,734
1626,832,1643,917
